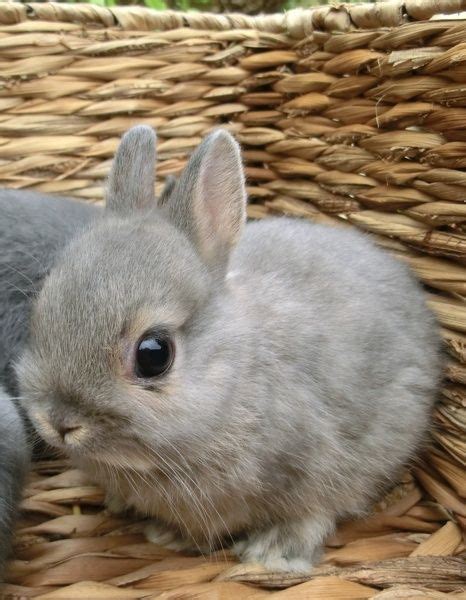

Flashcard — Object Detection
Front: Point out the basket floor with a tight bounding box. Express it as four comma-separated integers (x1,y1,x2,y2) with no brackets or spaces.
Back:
1,452,464,599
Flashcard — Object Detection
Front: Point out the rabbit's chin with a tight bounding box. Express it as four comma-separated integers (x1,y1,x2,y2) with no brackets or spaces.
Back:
76,445,157,474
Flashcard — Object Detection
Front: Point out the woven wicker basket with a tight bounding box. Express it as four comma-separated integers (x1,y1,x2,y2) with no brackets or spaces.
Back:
0,1,465,598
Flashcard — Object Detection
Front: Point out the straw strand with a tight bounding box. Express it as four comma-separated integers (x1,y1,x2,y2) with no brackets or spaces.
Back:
0,1,464,34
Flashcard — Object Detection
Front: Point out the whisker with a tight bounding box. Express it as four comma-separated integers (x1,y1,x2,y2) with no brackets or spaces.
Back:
3,264,38,293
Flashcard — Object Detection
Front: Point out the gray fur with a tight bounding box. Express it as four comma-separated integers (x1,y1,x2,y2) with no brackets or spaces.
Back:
0,190,100,395
0,384,29,578
13,127,442,572
107,125,156,216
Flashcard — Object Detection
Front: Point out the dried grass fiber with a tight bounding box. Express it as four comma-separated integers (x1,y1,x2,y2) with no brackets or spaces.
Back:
0,1,465,598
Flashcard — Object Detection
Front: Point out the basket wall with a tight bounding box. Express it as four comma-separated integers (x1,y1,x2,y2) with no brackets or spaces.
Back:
0,2,465,598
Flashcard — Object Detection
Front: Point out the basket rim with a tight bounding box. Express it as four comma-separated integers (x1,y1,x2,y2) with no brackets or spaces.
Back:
0,0,465,36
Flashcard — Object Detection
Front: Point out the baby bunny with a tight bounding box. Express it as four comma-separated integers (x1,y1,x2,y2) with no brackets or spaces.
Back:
17,125,442,572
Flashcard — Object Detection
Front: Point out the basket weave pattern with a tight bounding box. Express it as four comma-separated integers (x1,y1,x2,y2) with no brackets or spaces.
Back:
0,1,465,598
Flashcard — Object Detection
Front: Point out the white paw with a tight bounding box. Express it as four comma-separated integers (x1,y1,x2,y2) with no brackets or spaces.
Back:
233,516,333,573
234,541,312,573
261,556,312,573
104,492,128,515
233,530,312,573
144,521,206,553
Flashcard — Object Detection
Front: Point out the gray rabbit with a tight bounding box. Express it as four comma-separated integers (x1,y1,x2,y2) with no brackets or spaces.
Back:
5,126,442,573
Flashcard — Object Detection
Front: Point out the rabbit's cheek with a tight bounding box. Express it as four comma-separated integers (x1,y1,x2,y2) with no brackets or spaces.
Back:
110,448,155,472
88,436,156,472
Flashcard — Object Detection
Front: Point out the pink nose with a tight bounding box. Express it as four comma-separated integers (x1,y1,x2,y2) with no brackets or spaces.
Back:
57,425,81,440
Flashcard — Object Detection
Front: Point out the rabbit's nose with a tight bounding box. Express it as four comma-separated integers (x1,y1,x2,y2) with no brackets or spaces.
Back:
57,424,82,441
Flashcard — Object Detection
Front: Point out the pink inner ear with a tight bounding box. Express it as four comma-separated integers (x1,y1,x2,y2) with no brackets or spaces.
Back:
187,130,246,265
194,162,224,251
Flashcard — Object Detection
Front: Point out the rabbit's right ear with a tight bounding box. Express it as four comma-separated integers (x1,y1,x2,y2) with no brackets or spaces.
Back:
163,130,247,273
106,125,157,215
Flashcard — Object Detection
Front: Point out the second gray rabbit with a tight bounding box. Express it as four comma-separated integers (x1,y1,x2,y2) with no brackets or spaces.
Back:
8,126,441,572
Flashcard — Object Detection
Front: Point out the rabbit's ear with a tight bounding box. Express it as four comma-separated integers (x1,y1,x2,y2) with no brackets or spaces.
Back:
106,125,157,215
165,129,247,271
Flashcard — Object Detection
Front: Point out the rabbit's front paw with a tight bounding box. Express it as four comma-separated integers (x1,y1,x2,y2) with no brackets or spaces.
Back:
233,515,334,573
236,540,311,573
233,534,312,573
145,520,208,554
104,492,128,515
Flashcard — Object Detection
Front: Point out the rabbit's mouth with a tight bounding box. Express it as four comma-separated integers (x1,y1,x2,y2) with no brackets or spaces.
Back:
27,409,85,453
29,405,170,475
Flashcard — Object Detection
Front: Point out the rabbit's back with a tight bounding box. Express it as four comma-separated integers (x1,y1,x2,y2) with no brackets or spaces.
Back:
229,218,441,517
233,218,439,367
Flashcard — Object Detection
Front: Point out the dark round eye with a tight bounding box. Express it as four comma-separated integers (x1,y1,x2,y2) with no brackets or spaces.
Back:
135,334,174,378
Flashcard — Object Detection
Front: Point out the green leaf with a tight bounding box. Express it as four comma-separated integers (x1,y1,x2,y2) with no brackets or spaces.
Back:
144,0,167,8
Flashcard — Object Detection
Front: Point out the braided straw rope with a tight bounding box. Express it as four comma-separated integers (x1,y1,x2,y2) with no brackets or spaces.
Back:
0,1,465,598
0,0,465,34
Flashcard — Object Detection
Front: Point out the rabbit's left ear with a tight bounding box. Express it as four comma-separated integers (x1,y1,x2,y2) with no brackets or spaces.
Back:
106,125,157,215
164,129,247,272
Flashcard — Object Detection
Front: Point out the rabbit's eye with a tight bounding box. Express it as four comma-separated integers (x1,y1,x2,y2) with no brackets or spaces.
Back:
135,333,174,378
